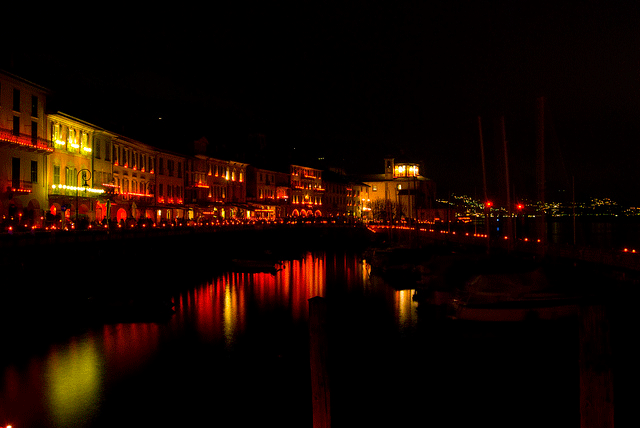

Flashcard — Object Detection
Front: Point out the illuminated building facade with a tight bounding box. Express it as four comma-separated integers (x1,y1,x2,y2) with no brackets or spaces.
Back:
289,165,323,217
274,171,290,218
47,112,103,224
185,154,210,221
0,70,52,228
246,166,278,219
322,170,349,217
362,157,436,222
155,150,185,222
91,129,116,222
110,136,157,224
347,182,370,218
226,161,248,218
206,157,232,219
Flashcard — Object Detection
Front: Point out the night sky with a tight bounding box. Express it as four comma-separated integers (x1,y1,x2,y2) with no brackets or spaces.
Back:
7,2,640,205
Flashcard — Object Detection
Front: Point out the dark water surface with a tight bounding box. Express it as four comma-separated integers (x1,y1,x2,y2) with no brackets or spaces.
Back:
1,249,626,427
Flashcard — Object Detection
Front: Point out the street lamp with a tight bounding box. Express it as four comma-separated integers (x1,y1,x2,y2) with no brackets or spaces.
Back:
76,168,91,223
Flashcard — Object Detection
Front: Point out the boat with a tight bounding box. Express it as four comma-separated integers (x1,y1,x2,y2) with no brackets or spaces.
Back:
450,268,581,322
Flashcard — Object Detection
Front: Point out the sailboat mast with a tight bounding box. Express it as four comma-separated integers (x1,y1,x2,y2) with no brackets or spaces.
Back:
501,116,513,249
536,96,547,250
478,116,490,252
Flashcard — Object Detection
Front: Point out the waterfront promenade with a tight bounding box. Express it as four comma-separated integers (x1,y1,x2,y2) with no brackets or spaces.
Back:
371,224,640,278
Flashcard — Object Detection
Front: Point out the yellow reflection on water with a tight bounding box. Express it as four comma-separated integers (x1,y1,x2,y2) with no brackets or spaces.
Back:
45,335,103,427
395,289,418,329
223,281,236,346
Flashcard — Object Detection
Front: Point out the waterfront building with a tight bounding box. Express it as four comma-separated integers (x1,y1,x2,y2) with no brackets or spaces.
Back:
155,149,186,223
226,160,249,219
110,135,157,224
274,171,291,218
289,164,323,217
322,169,349,218
47,112,104,225
185,151,210,223
91,129,117,222
0,70,53,229
348,181,370,219
205,156,233,220
361,157,436,222
246,165,278,219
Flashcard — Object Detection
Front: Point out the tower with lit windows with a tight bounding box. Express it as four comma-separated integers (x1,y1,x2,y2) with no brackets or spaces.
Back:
360,157,436,223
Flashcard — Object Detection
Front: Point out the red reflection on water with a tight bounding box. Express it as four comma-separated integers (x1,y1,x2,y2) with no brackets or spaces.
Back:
102,323,160,376
1,361,46,428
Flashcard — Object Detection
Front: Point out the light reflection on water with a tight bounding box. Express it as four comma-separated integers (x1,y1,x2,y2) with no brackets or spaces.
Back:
0,250,414,428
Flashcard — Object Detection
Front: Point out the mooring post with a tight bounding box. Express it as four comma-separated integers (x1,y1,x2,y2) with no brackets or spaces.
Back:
309,296,331,428
579,304,613,428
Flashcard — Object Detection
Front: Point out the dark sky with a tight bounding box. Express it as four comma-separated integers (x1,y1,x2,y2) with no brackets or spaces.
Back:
7,2,640,205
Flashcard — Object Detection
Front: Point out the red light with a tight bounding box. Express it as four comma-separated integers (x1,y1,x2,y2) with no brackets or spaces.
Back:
485,201,492,208
516,204,524,210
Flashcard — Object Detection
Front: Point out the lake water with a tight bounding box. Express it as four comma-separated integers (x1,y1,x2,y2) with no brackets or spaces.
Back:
1,249,627,427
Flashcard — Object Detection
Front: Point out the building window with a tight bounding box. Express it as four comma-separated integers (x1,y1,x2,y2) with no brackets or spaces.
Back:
158,158,164,175
31,121,37,143
95,139,101,159
31,161,37,183
12,157,20,187
13,116,19,135
178,162,182,178
81,132,90,153
13,88,20,111
372,185,377,192
158,183,163,197
31,96,38,117
104,141,110,161
53,165,60,185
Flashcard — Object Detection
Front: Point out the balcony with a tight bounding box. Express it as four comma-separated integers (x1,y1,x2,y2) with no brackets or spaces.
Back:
0,127,53,153
4,179,33,194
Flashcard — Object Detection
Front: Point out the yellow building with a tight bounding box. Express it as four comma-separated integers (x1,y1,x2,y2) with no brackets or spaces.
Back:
47,112,106,225
0,70,53,229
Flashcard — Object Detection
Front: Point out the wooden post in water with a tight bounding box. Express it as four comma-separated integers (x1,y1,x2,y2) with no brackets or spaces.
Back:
579,304,614,428
309,296,331,428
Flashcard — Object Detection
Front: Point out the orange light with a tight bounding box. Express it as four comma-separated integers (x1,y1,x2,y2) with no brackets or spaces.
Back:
516,204,524,210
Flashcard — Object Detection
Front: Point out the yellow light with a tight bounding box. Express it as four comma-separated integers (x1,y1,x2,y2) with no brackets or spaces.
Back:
82,147,92,153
